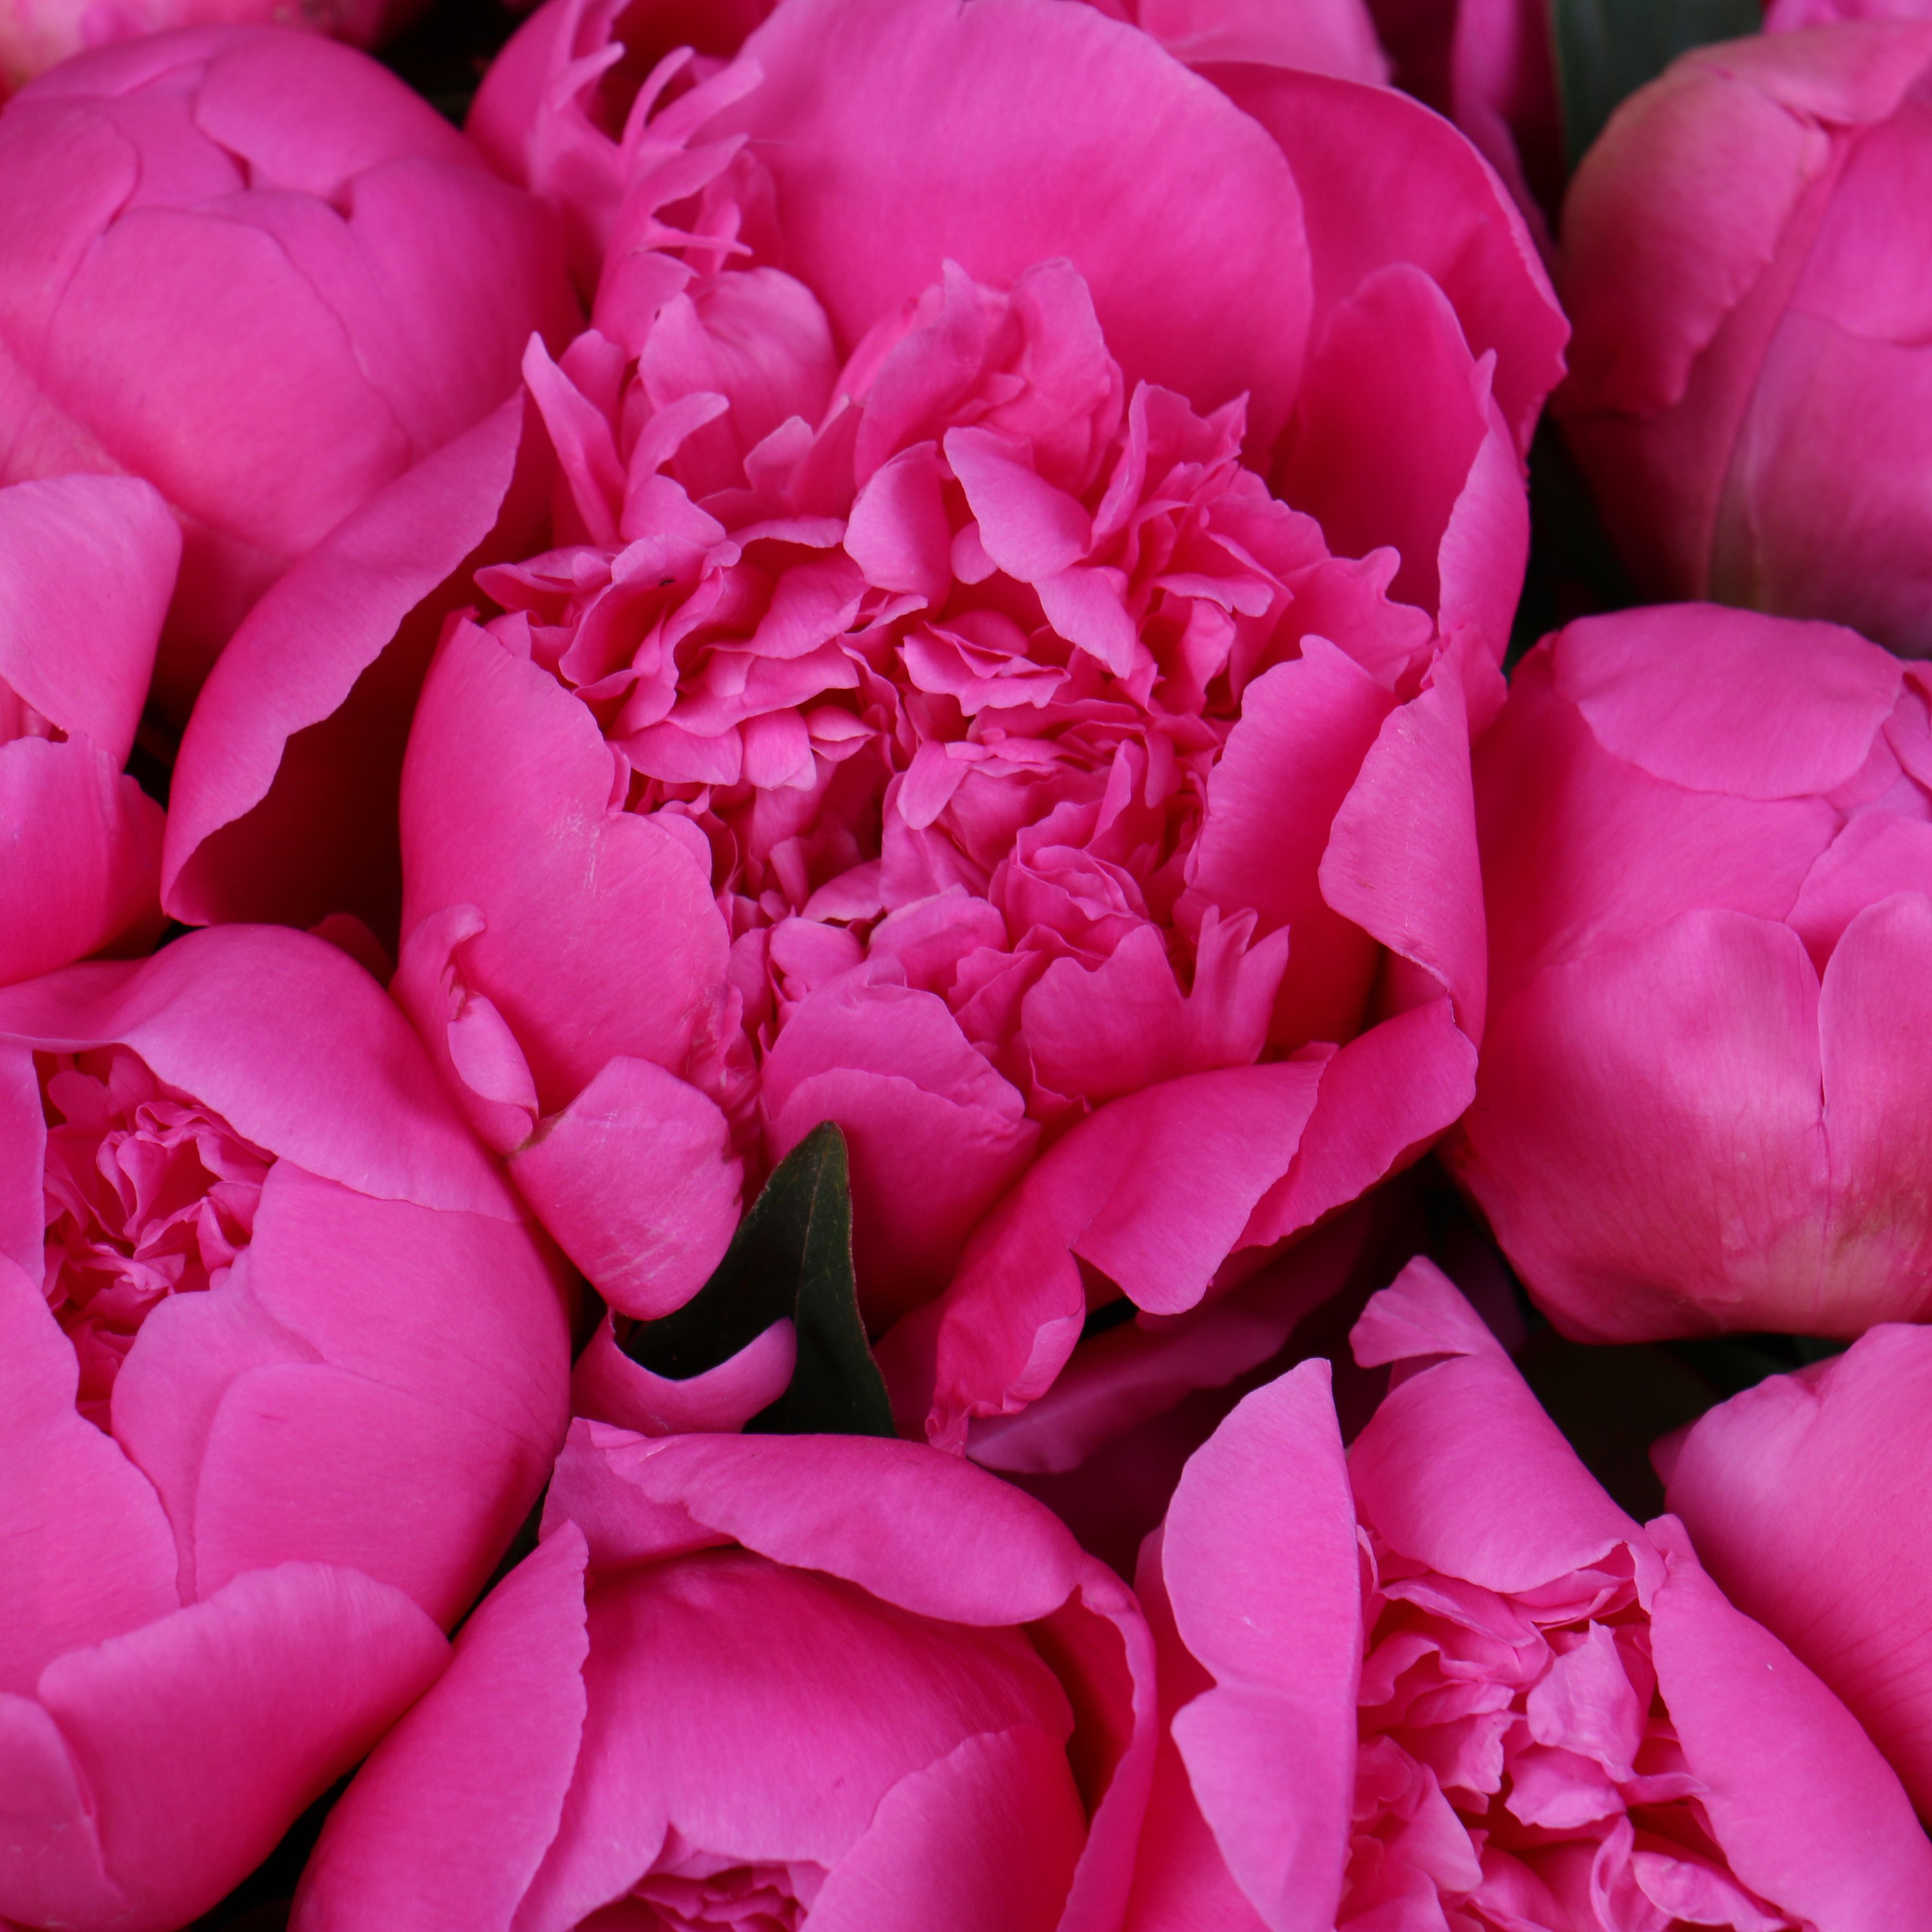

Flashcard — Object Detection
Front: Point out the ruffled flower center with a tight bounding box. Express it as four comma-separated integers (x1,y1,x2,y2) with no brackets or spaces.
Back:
40,1045,272,1430
502,243,1433,1138
577,1841,823,1930
1344,1534,1795,1932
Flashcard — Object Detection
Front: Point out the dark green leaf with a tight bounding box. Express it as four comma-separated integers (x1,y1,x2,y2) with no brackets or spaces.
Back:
622,1122,896,1438
1549,0,1759,169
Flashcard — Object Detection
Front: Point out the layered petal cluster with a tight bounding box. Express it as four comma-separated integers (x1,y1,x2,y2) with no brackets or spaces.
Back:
1125,1259,1932,1930
1661,1324,1932,1822
0,473,177,987
393,0,1565,1447
0,0,428,97
289,1420,1157,1932
0,925,573,1932
0,24,578,717
1556,21,1932,655
1450,602,1932,1341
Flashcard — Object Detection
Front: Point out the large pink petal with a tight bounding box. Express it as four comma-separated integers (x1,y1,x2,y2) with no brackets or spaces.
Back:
511,1054,743,1318
1134,0,1388,84
1183,638,1393,1053
156,1164,568,1626
0,736,164,988
1813,894,1932,1323
1348,1260,1658,1595
0,1256,179,1697
0,924,524,1218
1160,1361,1358,1931
399,616,732,1112
1552,602,1899,800
1212,63,1564,453
1665,1327,1932,1817
918,1061,1327,1451
1275,263,1495,629
1320,662,1486,1036
1238,996,1476,1249
163,396,540,934
290,1524,590,1932
1649,1514,1932,1923
0,474,176,763
1451,911,1833,1341
1475,640,1838,1012
0,1561,447,1932
714,0,1312,446
808,1725,1089,1932
0,1042,44,1283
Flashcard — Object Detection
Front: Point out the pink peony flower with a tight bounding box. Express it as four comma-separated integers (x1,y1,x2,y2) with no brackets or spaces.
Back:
0,24,578,721
0,924,574,1932
384,0,1564,1449
1126,1258,1932,1930
1449,602,1932,1343
1555,20,1932,656
287,1419,1157,1931
0,473,177,987
0,0,428,97
1660,1325,1932,1823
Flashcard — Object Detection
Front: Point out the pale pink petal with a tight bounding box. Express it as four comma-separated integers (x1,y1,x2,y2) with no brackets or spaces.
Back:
571,1313,797,1436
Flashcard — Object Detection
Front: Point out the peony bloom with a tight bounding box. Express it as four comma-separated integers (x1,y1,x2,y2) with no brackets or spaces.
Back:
1661,1324,1932,1823
393,0,1565,1448
0,0,428,97
1555,20,1932,657
288,1419,1157,1931
0,24,578,719
0,924,573,1932
1126,1258,1932,1930
0,473,177,987
1449,602,1932,1343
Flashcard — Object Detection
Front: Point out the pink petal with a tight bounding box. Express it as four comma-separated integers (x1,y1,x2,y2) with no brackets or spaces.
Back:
511,1054,743,1319
0,474,176,763
1347,1260,1657,1595
1649,1514,1932,1924
290,1525,590,1932
0,1256,179,1697
1553,602,1899,801
163,395,538,933
0,737,164,989
1161,1361,1359,1930
399,616,732,1111
1136,0,1388,84
0,924,525,1218
715,0,1312,445
571,1313,798,1436
0,1561,446,1932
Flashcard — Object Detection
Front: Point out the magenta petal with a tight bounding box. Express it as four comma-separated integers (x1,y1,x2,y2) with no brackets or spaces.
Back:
1553,602,1900,801
1665,1325,1932,1815
163,395,536,933
290,1525,590,1932
1217,64,1565,455
921,1061,1327,1450
399,615,731,1111
1348,1260,1656,1596
808,1727,1088,1932
511,1054,743,1318
717,0,1312,445
0,474,177,763
1453,910,1832,1340
0,924,524,1218
571,1313,798,1436
1649,1514,1932,1922
1,1562,446,1932
1161,1361,1359,1930
0,737,164,989
0,1257,179,1697
1320,664,1486,1036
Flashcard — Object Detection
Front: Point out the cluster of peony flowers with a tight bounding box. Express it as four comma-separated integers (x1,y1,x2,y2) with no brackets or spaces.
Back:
7,0,1932,1925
